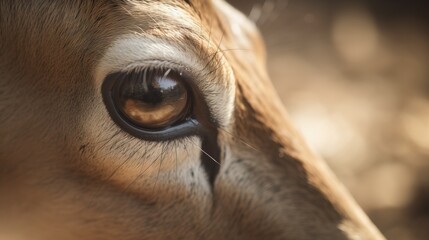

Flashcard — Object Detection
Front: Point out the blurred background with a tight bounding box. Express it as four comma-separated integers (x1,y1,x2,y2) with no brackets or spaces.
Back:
228,0,429,239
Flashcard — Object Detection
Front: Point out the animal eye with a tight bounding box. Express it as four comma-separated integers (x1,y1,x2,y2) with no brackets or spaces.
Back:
103,68,192,133
114,68,190,129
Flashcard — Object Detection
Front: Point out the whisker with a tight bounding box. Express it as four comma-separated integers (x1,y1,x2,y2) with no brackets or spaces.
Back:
218,48,251,53
200,33,225,73
217,127,261,154
188,139,220,166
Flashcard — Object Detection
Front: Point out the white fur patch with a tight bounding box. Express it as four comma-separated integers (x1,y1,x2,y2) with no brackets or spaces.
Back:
95,34,235,128
86,25,236,191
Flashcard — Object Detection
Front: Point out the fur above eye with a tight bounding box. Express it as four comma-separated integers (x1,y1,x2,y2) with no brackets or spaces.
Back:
102,67,199,141
114,68,190,129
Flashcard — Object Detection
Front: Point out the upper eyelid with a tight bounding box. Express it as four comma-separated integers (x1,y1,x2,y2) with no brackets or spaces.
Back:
96,35,235,127
122,60,189,75
118,60,202,91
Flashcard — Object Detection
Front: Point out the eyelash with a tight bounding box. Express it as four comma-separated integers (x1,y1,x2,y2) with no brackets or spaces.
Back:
101,64,205,142
120,60,190,77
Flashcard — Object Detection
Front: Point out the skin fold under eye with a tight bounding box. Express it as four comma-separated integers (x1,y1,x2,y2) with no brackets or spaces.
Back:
112,68,191,130
101,65,222,183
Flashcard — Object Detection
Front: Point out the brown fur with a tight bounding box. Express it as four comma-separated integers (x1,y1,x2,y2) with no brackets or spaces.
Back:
0,0,384,239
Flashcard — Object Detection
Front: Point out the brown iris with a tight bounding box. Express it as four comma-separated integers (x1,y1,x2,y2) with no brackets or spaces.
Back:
116,68,190,129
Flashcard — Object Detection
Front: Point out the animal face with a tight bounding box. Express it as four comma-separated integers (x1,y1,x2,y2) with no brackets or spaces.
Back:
0,0,384,239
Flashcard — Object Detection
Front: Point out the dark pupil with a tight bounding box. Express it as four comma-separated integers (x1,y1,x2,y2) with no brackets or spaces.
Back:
119,69,183,107
113,68,189,129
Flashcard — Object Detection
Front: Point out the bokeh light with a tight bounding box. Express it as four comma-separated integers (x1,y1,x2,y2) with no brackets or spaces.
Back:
230,1,429,239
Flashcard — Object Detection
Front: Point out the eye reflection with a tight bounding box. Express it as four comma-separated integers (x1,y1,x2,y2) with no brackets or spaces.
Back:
114,68,190,129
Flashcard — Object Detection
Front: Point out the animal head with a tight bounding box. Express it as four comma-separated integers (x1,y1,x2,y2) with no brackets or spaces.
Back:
0,0,384,239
